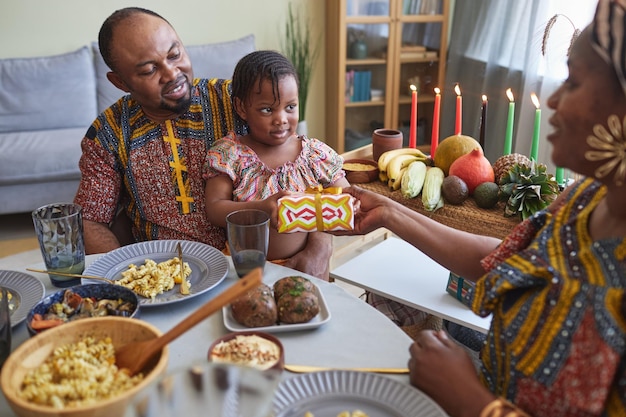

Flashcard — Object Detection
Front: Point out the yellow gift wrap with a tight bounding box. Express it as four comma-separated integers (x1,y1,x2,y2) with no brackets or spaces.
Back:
277,186,355,233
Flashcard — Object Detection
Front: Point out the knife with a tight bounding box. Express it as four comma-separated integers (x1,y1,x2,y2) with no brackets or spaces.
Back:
177,242,190,295
284,364,409,374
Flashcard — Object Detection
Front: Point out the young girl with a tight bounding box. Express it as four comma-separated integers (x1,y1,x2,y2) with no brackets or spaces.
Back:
203,50,349,274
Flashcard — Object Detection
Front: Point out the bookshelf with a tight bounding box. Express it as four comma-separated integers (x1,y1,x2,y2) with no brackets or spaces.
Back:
325,0,450,154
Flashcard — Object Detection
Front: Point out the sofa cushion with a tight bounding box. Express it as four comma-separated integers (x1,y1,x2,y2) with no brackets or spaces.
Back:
0,127,84,185
93,34,255,113
0,46,97,133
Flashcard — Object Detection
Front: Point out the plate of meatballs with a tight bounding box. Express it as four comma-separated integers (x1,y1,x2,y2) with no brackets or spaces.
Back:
223,275,330,333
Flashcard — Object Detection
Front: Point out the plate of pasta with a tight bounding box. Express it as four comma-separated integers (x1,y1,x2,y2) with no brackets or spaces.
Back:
82,240,229,306
272,370,447,417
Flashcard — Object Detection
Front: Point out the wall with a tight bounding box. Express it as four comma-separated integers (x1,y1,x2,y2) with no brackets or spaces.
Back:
0,0,327,139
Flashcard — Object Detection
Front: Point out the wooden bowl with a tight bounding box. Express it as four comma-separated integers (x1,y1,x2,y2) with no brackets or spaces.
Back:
343,158,379,183
1,317,168,417
208,331,284,373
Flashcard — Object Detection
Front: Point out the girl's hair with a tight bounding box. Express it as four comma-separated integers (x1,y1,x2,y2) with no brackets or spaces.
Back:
232,50,299,105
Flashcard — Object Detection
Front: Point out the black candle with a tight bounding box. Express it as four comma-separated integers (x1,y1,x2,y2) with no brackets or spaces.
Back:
479,94,488,149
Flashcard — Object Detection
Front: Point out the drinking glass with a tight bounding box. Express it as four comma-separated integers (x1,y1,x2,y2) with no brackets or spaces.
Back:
32,202,85,287
226,209,269,278
124,362,281,417
0,287,10,369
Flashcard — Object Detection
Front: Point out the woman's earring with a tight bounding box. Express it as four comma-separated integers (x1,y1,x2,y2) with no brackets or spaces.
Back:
585,114,626,186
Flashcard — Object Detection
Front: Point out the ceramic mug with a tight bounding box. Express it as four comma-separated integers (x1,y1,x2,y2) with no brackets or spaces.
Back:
372,129,403,162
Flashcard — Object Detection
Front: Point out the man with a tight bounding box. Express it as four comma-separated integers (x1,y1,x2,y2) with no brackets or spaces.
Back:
75,7,332,279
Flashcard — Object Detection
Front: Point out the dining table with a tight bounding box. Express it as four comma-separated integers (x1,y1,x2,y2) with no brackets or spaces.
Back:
0,251,417,417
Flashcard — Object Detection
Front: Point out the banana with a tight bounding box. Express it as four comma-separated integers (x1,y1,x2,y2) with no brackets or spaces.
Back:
388,167,407,191
387,154,424,183
378,147,429,172
379,170,389,183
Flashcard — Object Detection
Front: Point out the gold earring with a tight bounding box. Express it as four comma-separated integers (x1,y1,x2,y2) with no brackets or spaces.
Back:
585,114,626,186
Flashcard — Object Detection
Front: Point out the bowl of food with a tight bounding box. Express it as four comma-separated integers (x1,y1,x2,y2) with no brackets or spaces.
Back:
1,316,168,417
208,331,284,373
343,158,379,183
26,283,139,336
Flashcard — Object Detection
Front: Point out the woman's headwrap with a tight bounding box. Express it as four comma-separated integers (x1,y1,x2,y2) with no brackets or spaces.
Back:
591,0,626,97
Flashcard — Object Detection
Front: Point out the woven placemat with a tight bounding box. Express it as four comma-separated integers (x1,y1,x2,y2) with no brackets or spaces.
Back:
357,181,520,239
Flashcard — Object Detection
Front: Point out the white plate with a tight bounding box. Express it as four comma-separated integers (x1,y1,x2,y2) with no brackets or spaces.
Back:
82,240,229,307
222,279,331,333
0,270,45,327
272,370,448,417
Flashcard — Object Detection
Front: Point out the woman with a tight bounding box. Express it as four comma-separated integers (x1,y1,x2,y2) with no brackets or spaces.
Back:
339,0,626,415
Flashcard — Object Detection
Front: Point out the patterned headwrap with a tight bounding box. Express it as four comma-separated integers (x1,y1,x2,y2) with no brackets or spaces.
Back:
591,0,626,97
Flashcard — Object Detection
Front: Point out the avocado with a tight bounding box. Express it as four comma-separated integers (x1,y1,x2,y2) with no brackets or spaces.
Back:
473,182,500,209
441,175,469,205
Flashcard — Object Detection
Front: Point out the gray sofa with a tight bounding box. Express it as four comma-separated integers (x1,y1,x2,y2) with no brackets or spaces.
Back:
0,35,255,215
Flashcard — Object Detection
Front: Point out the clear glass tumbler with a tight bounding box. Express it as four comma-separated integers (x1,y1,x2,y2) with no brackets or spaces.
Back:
226,209,269,278
32,202,85,287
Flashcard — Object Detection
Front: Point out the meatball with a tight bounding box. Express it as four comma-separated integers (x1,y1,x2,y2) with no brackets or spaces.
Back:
273,276,315,302
276,290,319,324
230,283,278,328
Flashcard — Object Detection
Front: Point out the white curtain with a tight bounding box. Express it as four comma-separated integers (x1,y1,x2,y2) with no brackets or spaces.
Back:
442,0,596,175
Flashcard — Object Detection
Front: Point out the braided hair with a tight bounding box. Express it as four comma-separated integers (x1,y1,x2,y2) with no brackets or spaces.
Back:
232,50,300,106
98,7,169,71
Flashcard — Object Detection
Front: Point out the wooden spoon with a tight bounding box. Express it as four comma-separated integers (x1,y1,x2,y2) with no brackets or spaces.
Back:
115,267,262,376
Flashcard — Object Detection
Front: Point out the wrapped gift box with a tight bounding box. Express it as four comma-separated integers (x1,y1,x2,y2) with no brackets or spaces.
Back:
277,188,355,233
445,272,475,308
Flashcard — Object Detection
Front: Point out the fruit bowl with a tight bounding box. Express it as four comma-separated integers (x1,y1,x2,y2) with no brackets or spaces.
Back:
343,159,379,183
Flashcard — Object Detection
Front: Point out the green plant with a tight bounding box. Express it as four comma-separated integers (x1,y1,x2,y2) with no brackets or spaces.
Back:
281,2,320,121
499,162,559,220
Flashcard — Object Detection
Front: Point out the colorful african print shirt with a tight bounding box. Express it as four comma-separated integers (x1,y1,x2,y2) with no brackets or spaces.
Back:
472,178,626,416
203,132,346,201
75,78,246,248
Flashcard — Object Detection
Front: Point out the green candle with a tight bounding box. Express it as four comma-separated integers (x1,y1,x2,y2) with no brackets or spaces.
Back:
556,167,564,185
530,93,540,161
504,88,515,155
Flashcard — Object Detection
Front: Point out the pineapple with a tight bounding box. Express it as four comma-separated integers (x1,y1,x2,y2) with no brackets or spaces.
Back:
493,153,532,184
499,162,559,220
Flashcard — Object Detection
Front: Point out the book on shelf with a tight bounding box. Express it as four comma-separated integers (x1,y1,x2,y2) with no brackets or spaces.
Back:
345,70,372,103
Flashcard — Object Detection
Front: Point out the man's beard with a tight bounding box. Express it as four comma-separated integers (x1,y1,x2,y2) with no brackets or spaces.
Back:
161,79,192,114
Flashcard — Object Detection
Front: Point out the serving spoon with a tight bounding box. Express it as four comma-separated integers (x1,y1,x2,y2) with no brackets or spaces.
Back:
115,267,262,376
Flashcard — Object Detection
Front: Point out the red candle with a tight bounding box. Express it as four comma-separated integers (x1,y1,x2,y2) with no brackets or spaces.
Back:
454,84,462,135
409,84,417,148
431,87,441,158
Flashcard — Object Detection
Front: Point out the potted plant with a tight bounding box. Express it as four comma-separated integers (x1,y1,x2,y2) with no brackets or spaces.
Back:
281,2,320,135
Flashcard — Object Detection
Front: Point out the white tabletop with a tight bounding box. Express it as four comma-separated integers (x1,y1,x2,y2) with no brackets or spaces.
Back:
0,252,414,417
330,237,491,334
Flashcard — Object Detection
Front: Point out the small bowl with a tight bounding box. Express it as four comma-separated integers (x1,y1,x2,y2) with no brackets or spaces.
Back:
343,158,379,183
208,331,284,373
26,283,140,336
1,316,168,417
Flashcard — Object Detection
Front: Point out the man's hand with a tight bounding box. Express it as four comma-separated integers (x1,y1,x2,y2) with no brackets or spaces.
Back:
283,232,332,280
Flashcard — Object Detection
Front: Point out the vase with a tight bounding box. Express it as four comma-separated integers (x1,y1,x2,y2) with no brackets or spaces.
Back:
349,40,368,59
372,129,403,162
